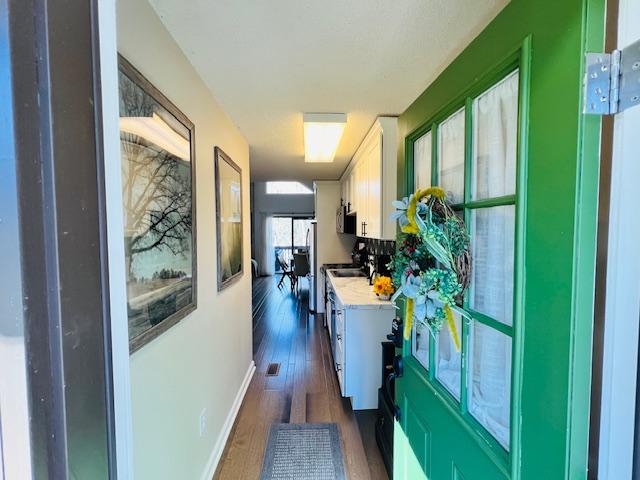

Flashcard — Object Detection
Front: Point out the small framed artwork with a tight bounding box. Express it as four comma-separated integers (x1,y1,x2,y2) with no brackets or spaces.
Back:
118,55,197,353
215,147,244,291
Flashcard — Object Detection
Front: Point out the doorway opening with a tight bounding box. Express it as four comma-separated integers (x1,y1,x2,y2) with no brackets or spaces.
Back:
272,216,314,273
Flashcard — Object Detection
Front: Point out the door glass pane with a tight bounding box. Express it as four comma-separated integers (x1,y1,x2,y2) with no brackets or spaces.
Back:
468,321,512,450
438,108,465,204
412,321,430,370
414,131,432,190
436,310,462,400
472,71,519,200
469,205,515,326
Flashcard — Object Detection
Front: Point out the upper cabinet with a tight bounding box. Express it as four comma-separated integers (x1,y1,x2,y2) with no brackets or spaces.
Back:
340,117,397,240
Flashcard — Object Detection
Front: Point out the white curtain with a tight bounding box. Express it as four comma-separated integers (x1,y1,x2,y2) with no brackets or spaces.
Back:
438,108,465,204
467,71,519,451
472,71,518,200
412,323,430,371
470,322,511,449
414,131,432,190
256,214,275,276
436,311,462,400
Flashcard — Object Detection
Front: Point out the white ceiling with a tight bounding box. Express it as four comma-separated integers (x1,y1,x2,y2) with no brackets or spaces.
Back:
149,0,508,181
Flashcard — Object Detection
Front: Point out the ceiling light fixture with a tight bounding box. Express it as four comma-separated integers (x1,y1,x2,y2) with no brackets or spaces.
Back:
303,113,347,163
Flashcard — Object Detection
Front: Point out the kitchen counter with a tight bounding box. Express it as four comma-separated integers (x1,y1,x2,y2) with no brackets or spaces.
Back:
326,269,396,310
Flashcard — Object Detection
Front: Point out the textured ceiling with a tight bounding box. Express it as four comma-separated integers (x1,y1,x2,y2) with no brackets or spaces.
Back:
149,0,508,181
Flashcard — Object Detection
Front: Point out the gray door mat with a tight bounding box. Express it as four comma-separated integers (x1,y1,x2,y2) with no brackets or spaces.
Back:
259,423,347,480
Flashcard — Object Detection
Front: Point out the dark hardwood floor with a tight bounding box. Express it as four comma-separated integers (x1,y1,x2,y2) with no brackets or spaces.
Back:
214,275,389,480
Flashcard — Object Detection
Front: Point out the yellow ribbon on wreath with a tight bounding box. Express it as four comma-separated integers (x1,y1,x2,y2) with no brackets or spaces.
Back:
404,298,414,341
404,300,460,353
444,304,461,352
401,187,446,235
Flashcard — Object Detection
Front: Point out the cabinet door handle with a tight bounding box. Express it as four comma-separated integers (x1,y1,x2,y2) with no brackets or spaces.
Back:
335,362,342,372
337,334,342,341
363,222,367,236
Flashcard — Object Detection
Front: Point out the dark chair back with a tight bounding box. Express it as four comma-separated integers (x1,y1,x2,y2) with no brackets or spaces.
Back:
293,253,310,277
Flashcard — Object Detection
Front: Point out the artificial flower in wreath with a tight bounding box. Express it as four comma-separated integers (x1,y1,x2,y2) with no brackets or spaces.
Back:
388,187,471,350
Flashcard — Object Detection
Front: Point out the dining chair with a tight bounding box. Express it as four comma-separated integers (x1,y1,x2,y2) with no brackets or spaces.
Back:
276,254,295,290
292,253,310,296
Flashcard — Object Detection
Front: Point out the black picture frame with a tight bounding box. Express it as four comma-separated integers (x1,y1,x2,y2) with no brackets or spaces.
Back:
214,146,244,291
118,55,198,353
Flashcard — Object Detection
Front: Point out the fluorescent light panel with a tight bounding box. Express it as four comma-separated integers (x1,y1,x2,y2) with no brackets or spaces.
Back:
303,113,347,163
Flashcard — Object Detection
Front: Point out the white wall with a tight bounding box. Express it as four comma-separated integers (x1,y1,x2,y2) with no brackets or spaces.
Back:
314,181,355,312
117,1,253,478
252,181,315,216
0,337,31,479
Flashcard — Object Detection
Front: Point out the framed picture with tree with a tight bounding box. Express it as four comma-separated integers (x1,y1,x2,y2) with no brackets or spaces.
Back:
118,55,197,352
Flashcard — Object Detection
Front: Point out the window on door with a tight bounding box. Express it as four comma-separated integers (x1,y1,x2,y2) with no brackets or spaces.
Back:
272,217,313,272
411,69,519,451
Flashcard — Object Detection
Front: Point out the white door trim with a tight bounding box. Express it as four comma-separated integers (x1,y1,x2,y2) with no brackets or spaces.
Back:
97,1,135,478
597,0,640,477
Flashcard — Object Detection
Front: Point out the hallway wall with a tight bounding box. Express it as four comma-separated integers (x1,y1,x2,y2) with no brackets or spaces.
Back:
118,0,253,478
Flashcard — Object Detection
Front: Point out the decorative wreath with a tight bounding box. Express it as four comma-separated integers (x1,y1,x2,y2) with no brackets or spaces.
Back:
388,187,471,349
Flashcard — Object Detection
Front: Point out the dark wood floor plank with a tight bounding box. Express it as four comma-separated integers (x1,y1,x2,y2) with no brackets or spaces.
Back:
214,373,267,479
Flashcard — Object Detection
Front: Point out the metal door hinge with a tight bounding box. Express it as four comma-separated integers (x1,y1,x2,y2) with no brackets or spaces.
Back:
584,38,640,115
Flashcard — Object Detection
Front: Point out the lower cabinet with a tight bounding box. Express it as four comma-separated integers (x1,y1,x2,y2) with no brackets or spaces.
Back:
330,301,394,410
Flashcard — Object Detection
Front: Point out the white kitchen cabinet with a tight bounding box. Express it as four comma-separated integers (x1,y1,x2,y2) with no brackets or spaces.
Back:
347,174,355,213
365,133,382,238
340,116,397,240
340,177,348,212
327,271,395,409
354,156,367,236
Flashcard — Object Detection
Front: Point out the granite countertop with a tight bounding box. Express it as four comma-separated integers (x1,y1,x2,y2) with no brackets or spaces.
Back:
326,269,396,311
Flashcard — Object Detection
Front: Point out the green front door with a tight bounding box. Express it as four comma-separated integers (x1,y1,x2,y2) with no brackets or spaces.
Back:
393,1,606,479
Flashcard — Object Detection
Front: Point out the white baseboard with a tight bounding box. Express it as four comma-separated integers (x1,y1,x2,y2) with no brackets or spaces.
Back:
201,360,256,480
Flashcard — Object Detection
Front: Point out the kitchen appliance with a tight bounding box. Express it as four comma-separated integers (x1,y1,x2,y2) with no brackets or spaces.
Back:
336,205,356,235
376,341,395,477
306,221,317,311
351,239,368,272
